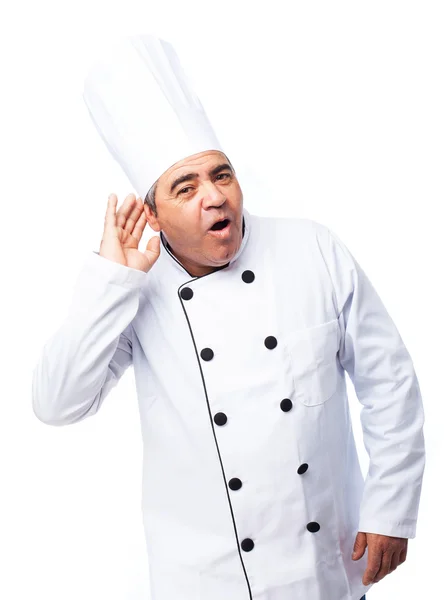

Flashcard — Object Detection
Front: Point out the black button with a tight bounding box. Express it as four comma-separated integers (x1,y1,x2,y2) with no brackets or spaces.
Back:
264,336,278,349
307,522,320,533
280,398,293,412
242,270,255,283
297,463,309,475
241,538,254,552
229,478,242,491
180,287,193,300
214,412,227,426
200,348,214,361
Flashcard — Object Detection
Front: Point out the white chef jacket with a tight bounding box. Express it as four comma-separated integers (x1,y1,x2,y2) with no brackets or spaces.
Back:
32,207,425,600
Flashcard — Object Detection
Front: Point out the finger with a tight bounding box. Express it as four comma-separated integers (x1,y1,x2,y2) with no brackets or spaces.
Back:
363,548,382,585
352,532,367,560
116,193,137,230
116,193,137,229
389,551,400,572
130,205,147,241
372,550,393,583
398,547,407,565
104,194,118,230
124,197,144,234
144,235,161,269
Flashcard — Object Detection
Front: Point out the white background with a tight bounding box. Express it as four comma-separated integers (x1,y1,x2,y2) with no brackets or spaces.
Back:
1,1,446,598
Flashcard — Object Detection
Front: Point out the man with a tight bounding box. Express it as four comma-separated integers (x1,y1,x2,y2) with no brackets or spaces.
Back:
32,34,425,600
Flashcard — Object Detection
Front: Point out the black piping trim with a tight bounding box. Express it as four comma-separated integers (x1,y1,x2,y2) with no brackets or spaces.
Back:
176,275,253,600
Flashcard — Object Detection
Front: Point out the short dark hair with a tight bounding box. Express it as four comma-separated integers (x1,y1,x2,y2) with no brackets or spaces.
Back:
144,180,158,216
143,153,234,218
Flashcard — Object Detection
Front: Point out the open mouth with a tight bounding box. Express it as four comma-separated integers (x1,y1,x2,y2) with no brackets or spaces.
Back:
210,218,230,231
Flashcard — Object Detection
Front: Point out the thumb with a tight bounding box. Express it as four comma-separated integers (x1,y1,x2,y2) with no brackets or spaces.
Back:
143,235,161,270
352,532,367,560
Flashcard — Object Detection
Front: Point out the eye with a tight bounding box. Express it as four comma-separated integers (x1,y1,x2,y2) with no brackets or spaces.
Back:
179,186,194,195
216,173,231,181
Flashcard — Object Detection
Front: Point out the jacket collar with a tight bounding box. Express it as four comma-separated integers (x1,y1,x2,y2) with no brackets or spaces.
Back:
160,206,251,278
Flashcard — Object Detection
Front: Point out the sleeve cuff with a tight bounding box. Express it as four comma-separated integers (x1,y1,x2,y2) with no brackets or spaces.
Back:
358,518,417,539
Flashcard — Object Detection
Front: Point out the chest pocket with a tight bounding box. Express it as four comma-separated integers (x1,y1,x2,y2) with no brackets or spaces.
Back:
285,318,341,406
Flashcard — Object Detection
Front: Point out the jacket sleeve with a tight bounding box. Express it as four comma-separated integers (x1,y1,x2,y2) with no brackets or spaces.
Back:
314,221,426,539
32,251,147,426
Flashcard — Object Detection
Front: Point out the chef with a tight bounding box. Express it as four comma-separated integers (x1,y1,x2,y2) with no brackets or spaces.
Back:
32,33,426,600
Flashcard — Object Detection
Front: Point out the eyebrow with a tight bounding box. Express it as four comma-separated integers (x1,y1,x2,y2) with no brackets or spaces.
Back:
169,163,233,194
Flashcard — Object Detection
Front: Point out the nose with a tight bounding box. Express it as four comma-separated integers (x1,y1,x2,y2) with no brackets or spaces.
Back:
201,181,226,208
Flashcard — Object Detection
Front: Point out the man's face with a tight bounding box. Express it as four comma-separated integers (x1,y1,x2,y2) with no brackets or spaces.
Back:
143,150,244,277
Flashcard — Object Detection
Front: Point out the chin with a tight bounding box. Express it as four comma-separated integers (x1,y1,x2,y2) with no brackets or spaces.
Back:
213,247,237,264
216,243,238,260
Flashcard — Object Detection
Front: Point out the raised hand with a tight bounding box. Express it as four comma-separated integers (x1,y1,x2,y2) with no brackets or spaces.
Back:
99,193,160,273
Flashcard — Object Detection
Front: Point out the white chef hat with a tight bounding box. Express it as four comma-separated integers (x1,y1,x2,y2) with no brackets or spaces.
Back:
82,33,225,200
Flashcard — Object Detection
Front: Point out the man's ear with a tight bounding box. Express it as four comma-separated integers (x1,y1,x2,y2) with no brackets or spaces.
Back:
143,203,161,232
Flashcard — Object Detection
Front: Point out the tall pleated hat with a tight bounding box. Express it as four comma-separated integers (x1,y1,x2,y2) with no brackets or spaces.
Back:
82,33,224,200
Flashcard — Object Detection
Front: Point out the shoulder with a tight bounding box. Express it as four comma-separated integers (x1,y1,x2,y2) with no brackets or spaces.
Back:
254,213,332,245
